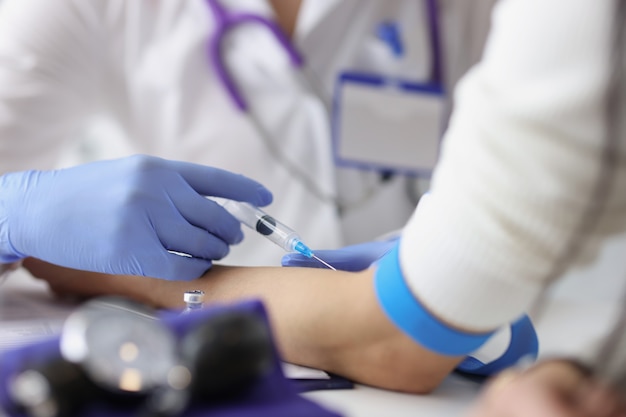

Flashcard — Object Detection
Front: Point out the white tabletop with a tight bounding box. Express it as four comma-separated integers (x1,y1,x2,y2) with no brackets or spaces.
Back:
305,375,480,417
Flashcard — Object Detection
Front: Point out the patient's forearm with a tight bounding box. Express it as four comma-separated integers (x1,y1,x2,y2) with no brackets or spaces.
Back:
165,266,464,392
156,266,462,392
24,259,462,393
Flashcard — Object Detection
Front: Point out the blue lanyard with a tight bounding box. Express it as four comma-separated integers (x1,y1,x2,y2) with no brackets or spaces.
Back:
425,0,444,85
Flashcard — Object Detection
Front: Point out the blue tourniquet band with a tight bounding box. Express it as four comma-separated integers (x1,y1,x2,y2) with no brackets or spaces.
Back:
456,314,539,376
374,243,495,356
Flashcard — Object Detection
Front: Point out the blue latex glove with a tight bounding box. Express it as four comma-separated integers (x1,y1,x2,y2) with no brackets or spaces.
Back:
0,155,273,281
281,239,398,272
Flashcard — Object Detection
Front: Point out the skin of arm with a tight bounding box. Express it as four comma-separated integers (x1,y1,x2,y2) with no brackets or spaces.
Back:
22,258,462,394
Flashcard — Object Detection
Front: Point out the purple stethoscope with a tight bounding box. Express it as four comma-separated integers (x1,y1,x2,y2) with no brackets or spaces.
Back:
204,0,443,112
202,0,443,205
203,0,337,205
204,0,305,112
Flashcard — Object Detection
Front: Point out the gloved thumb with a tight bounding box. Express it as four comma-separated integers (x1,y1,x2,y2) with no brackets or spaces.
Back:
148,253,214,281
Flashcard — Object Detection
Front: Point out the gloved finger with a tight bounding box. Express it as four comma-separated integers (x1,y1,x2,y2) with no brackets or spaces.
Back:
167,160,273,207
282,240,397,271
169,186,244,245
154,218,231,261
282,250,370,272
282,240,398,272
156,252,213,281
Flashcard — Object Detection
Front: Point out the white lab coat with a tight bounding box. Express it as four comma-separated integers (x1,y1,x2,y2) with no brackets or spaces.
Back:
0,0,495,267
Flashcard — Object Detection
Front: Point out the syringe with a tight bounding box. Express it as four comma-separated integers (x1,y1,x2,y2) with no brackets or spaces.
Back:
220,200,336,271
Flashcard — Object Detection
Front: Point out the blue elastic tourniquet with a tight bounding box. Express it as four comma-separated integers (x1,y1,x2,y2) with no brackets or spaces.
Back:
375,242,540,375
374,243,495,356
456,314,539,376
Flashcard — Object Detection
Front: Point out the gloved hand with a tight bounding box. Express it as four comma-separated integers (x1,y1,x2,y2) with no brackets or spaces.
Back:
281,238,398,272
0,155,273,281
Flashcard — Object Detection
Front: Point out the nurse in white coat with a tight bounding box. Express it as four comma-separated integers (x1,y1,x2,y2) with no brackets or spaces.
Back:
0,0,495,271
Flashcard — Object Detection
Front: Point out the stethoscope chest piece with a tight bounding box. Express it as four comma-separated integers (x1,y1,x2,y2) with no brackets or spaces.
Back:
60,297,179,396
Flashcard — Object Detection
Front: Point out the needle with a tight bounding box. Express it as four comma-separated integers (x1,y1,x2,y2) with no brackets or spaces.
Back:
312,254,336,271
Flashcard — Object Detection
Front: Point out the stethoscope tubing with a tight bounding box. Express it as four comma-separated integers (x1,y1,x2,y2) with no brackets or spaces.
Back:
205,0,303,111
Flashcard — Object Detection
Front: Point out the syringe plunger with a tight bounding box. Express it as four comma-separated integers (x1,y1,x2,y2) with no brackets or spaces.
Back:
221,201,313,257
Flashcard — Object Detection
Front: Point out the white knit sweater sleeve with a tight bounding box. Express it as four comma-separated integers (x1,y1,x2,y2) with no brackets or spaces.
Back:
399,0,626,331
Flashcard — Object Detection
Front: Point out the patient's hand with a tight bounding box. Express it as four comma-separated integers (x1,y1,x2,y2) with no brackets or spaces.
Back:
465,360,625,417
23,257,192,308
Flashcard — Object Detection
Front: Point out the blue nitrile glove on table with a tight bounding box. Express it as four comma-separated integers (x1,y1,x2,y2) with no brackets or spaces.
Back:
282,239,539,377
0,155,273,281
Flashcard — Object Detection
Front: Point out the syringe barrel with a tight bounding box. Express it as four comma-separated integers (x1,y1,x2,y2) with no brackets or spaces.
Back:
221,201,300,252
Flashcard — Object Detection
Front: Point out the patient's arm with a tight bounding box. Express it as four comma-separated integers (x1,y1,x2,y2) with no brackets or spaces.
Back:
23,258,462,394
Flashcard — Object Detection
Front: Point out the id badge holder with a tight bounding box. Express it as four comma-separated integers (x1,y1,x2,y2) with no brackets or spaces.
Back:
332,0,445,176
332,73,446,176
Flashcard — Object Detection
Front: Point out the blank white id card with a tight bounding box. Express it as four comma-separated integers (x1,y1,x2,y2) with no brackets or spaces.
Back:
332,73,446,176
